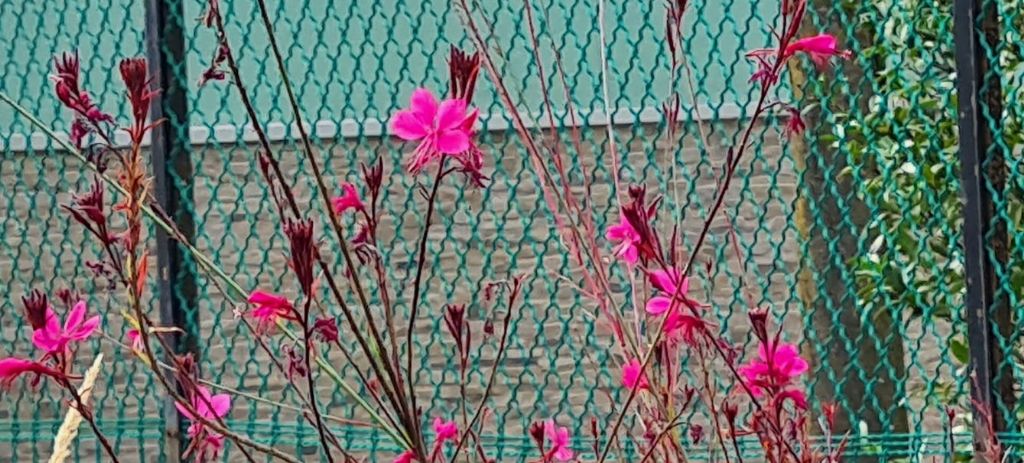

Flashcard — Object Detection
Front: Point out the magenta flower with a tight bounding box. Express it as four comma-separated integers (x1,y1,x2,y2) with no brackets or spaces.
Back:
429,417,459,459
176,385,231,423
32,300,100,354
645,268,690,315
125,328,144,352
175,385,231,462
392,450,416,463
738,341,809,407
433,417,458,443
644,268,707,346
621,358,649,390
745,33,848,86
784,34,850,67
783,106,805,137
332,182,365,214
662,311,706,346
606,214,641,265
544,420,574,462
390,88,478,173
247,290,296,333
0,357,66,388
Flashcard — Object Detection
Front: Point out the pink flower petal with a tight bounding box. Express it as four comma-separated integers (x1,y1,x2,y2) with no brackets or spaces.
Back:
554,447,574,462
248,291,292,310
32,329,60,353
461,108,479,132
43,308,60,334
435,130,470,154
392,450,416,463
192,386,231,419
0,357,65,386
208,393,232,418
650,269,684,294
436,99,468,131
787,34,838,56
70,315,100,341
175,400,195,420
409,88,439,125
64,301,87,332
622,358,648,390
432,417,458,442
620,245,638,265
390,110,429,140
645,296,672,315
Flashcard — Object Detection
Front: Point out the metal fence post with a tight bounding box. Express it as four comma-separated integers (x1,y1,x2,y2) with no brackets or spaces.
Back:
953,0,1012,453
144,0,198,459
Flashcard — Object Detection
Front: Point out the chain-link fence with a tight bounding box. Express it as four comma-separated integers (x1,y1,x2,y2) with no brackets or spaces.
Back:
1,0,1021,461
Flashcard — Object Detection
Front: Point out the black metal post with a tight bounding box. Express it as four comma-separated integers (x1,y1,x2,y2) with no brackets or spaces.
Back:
953,0,1011,454
144,0,198,459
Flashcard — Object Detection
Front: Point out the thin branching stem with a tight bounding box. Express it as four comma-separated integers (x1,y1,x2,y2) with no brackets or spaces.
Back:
245,1,420,454
0,91,390,459
207,2,414,450
404,163,449,460
447,280,522,462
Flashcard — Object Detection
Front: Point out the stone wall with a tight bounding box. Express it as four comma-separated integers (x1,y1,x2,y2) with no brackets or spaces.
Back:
0,120,953,461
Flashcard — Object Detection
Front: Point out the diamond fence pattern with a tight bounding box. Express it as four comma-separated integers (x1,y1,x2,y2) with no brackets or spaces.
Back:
0,0,1020,461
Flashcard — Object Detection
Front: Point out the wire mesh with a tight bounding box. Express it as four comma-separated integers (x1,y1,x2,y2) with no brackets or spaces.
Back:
0,0,1012,461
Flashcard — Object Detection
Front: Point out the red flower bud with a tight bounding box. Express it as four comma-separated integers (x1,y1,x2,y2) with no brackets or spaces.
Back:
119,57,159,143
528,421,546,452
748,306,770,343
283,218,318,296
689,424,704,444
312,317,339,344
20,290,48,331
448,46,481,101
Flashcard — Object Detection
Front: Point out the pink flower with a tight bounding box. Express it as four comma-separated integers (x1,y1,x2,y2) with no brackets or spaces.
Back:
606,214,640,265
783,106,805,137
126,328,144,352
644,268,707,345
432,417,459,452
745,34,847,86
247,290,296,333
784,34,850,67
544,420,574,462
738,341,809,407
332,182,364,214
663,311,706,346
176,385,231,422
32,300,100,354
621,358,649,390
645,269,690,315
175,385,231,462
392,450,416,463
390,88,478,173
0,358,66,388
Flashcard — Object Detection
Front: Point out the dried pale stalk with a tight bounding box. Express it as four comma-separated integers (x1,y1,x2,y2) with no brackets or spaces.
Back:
49,354,104,463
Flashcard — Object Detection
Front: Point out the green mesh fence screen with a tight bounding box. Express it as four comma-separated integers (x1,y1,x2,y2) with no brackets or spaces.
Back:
0,0,1020,461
